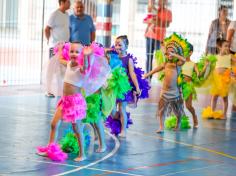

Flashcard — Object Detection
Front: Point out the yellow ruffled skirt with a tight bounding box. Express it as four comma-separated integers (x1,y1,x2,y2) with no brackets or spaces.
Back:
210,69,231,97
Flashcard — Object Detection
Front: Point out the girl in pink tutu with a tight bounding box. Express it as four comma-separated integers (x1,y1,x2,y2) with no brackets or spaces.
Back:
37,42,110,162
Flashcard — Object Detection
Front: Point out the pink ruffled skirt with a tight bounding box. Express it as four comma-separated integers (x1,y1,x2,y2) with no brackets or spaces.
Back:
57,93,86,123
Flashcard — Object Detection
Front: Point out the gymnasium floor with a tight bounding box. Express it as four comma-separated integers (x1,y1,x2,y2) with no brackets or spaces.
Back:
0,84,236,176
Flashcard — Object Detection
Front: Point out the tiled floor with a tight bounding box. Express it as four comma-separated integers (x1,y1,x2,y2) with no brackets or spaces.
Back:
0,84,236,176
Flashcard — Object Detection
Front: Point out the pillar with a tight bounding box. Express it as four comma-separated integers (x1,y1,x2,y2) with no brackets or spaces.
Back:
96,0,112,47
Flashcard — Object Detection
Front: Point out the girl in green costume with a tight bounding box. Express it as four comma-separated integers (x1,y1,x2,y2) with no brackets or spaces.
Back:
178,44,209,128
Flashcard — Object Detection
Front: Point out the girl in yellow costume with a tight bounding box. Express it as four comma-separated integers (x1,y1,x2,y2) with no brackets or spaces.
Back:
205,39,236,119
179,44,209,127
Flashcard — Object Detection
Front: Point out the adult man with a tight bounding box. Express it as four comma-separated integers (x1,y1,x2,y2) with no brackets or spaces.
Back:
144,0,172,81
70,0,96,45
44,0,70,97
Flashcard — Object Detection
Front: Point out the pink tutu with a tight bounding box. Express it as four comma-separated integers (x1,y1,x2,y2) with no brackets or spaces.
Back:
57,93,87,123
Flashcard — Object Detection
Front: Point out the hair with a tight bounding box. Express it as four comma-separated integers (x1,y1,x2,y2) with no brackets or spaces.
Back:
216,38,228,48
218,5,227,12
58,0,68,5
189,43,193,52
74,0,83,5
116,35,129,47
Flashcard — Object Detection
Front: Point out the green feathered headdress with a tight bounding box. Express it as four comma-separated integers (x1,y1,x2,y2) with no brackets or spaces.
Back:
164,33,191,58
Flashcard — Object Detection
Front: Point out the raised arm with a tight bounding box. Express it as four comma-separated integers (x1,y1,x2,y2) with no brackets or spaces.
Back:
144,63,165,78
57,45,68,66
169,52,186,66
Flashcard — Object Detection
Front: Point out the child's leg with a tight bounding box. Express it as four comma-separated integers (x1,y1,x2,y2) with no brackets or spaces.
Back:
185,94,198,127
72,120,86,162
118,102,128,137
173,98,185,131
49,106,62,144
223,96,228,118
94,119,106,152
211,95,218,111
156,97,167,133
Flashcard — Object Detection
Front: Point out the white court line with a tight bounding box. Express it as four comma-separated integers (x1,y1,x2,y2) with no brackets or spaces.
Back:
0,154,143,176
54,131,120,176
0,105,128,175
160,164,225,176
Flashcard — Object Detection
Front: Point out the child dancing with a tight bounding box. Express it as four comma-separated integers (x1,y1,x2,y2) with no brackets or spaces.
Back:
37,42,110,161
145,33,190,133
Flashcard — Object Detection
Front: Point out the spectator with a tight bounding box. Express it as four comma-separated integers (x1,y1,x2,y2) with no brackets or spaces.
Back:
144,0,172,81
70,0,96,45
44,0,71,97
205,5,230,55
227,20,236,54
227,20,236,112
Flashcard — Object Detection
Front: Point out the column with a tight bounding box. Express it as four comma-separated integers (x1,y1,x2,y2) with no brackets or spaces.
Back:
96,0,112,47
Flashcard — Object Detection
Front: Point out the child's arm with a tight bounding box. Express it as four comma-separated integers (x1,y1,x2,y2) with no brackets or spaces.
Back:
144,64,165,78
170,52,186,66
232,54,236,63
196,60,209,77
128,58,141,95
57,46,68,66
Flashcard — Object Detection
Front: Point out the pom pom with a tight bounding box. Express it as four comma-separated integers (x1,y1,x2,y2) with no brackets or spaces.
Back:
202,106,224,119
59,131,91,154
180,115,191,129
164,115,177,129
105,112,133,135
37,143,68,162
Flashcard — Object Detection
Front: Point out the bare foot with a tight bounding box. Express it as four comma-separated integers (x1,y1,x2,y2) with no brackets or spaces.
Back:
173,127,179,131
36,151,47,157
193,120,198,128
156,129,164,133
119,131,126,138
74,156,86,162
96,146,107,153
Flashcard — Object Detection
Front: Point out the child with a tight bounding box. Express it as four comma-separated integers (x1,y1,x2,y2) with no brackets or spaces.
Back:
209,39,236,119
144,33,189,133
180,44,209,127
106,35,150,137
37,43,110,161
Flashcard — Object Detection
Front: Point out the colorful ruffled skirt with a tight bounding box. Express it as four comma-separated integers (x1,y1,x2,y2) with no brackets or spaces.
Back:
83,93,102,123
57,93,86,123
178,75,197,101
101,67,132,117
210,69,231,97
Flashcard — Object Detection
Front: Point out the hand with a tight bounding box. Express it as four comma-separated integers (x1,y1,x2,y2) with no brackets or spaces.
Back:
83,47,93,56
142,73,148,79
205,60,210,66
105,48,113,53
134,88,141,96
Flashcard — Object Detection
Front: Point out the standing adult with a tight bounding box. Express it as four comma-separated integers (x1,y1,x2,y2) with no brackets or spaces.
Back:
205,5,230,55
70,0,96,45
144,0,172,80
44,0,71,97
227,20,236,54
227,21,236,112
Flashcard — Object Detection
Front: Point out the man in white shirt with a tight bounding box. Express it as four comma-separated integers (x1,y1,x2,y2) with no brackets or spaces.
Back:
44,0,71,97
